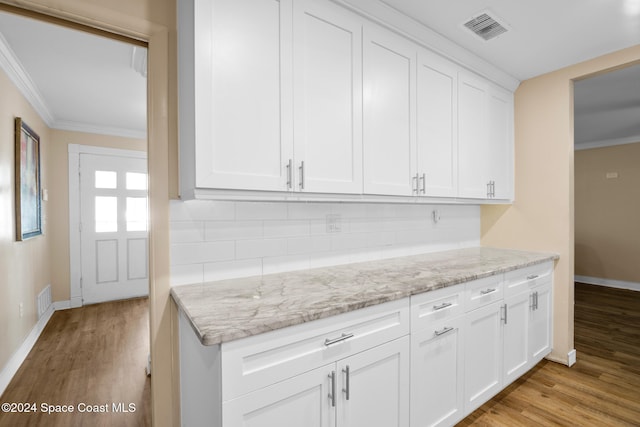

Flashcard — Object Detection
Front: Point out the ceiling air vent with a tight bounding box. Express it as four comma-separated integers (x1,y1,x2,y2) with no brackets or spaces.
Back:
463,12,508,41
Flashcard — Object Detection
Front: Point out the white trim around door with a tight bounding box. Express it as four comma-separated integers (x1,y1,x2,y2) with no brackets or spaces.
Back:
68,144,147,307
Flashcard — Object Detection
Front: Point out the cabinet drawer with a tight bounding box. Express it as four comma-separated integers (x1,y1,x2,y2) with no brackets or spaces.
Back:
464,275,503,312
504,261,553,298
411,284,465,332
221,298,410,401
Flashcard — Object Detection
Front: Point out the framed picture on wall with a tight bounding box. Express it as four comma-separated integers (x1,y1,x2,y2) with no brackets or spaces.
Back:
15,117,42,241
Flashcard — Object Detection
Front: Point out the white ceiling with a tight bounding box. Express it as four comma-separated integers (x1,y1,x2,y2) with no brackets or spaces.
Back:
0,1,638,147
0,11,147,139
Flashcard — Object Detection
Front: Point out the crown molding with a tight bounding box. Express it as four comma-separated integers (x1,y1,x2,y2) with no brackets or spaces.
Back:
54,120,147,140
0,33,146,140
0,31,55,125
574,135,640,151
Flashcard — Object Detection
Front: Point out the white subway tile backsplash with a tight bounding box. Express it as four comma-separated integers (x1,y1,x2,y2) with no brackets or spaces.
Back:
171,241,235,265
169,200,481,286
170,221,205,243
171,264,204,286
263,220,310,239
236,238,288,259
236,202,287,220
204,259,262,282
205,220,263,241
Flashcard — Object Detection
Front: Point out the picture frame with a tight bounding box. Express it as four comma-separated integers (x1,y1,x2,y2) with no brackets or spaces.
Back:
15,117,42,241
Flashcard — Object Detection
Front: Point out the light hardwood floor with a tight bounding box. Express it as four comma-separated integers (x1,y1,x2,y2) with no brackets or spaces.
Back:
457,283,640,426
0,298,151,427
1,284,638,426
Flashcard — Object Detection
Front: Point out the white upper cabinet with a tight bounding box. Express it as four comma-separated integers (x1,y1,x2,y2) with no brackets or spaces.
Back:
178,0,514,202
487,85,514,200
416,50,459,198
180,0,293,194
363,24,417,196
293,0,363,194
458,71,514,200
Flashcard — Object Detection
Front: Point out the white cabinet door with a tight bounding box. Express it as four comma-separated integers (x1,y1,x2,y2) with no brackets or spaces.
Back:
487,85,513,200
193,0,293,191
503,290,531,386
411,316,465,427
530,282,553,363
363,24,416,196
338,336,410,427
222,364,333,427
464,300,503,413
458,71,490,199
416,50,458,198
293,0,362,194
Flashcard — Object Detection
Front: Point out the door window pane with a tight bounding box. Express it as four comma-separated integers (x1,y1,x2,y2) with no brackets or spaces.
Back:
95,171,117,189
126,197,148,231
126,172,147,190
95,196,118,232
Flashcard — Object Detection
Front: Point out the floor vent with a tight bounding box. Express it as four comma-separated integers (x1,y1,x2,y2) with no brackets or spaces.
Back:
37,285,52,320
463,11,508,41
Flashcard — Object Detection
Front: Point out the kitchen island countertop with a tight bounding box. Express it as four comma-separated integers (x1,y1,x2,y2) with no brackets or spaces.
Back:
170,246,558,346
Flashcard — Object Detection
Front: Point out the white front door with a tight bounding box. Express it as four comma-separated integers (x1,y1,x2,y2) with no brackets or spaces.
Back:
79,152,148,304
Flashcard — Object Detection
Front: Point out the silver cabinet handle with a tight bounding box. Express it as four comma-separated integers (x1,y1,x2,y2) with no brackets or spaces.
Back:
501,304,508,324
328,371,336,407
487,181,492,198
530,293,536,310
434,326,454,336
433,302,452,311
480,288,496,295
534,291,539,310
324,332,354,347
527,274,539,280
342,365,350,401
420,173,426,194
413,173,419,193
299,161,305,190
286,159,293,189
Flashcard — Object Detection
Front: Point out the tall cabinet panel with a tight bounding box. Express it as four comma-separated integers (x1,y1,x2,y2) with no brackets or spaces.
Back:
487,86,514,200
416,50,458,198
293,0,363,193
458,71,490,199
363,25,417,196
183,0,293,193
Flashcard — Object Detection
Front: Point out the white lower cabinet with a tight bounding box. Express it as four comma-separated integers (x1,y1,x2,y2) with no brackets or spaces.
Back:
411,315,465,427
178,263,553,427
223,336,410,427
463,300,504,414
222,365,332,427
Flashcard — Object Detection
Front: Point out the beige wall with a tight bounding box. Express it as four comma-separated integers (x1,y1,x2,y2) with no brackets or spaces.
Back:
481,46,640,364
575,142,640,283
48,130,145,302
0,0,176,425
0,66,52,380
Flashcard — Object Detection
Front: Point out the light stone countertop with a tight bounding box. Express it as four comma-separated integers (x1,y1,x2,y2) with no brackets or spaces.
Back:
170,247,558,346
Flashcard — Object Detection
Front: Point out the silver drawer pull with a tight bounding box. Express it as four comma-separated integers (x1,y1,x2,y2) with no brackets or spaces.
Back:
433,302,453,311
324,332,354,347
328,371,336,407
527,274,539,280
480,288,496,295
434,326,454,336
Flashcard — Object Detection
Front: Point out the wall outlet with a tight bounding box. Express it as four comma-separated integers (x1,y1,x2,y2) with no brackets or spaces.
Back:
19,302,24,318
432,210,441,224
326,214,342,233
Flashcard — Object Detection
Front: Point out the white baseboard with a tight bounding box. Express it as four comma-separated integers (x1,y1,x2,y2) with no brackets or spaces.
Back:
546,348,577,367
575,275,640,292
0,303,55,396
53,298,81,311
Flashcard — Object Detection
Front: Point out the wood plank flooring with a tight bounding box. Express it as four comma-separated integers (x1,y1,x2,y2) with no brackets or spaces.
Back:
1,284,638,426
457,283,640,427
0,298,151,427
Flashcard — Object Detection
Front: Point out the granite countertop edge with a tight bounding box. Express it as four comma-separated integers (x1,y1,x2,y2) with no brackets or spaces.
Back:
171,247,559,346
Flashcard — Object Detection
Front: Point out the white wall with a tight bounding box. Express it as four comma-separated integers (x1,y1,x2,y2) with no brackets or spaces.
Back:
170,200,480,285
